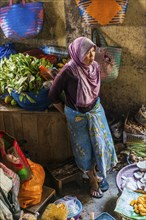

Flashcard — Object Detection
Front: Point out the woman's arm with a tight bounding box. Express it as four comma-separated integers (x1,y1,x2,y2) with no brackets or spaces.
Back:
53,102,65,115
48,71,67,118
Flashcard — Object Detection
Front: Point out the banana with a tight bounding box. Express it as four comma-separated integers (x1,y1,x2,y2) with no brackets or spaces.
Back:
57,63,64,68
4,95,13,104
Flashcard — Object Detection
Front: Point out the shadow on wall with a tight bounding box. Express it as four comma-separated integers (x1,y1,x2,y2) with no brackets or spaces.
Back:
39,1,66,42
123,0,145,27
97,0,146,116
66,0,145,69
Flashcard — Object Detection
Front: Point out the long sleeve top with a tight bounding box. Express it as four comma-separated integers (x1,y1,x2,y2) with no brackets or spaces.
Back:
48,68,98,113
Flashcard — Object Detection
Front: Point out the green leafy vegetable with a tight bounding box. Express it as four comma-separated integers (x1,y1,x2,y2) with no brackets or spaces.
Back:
0,53,53,102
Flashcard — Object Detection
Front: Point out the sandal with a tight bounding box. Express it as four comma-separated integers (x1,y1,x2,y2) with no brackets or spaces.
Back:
90,187,103,198
99,178,109,192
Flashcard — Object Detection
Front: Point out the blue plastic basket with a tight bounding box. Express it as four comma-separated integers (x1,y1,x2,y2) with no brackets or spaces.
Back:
67,199,82,220
54,196,82,220
11,88,51,111
95,212,115,220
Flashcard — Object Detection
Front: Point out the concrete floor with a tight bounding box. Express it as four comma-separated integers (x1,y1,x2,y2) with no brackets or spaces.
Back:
61,172,120,220
43,171,122,220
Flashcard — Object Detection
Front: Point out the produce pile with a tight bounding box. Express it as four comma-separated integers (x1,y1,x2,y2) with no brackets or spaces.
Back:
130,194,146,216
0,53,53,104
41,203,68,220
0,53,53,94
123,111,146,163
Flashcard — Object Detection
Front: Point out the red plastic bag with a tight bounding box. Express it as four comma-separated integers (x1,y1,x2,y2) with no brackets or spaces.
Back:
0,130,32,182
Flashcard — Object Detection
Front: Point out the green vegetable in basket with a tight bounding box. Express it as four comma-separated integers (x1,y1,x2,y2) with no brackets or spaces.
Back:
0,53,53,102
127,143,146,157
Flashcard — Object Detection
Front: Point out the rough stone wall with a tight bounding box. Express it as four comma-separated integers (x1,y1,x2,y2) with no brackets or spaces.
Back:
66,0,146,116
0,0,145,116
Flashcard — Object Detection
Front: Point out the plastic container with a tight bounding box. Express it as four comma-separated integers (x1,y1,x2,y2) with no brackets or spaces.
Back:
12,88,51,111
95,212,115,220
54,196,82,220
40,46,68,57
123,131,146,143
116,163,138,193
137,160,146,171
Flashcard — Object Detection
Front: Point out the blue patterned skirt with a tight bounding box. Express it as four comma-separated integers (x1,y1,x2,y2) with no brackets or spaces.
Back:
64,98,118,178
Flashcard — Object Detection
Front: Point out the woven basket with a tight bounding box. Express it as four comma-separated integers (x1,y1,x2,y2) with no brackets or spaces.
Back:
0,0,44,40
76,0,128,26
92,29,122,82
124,111,146,135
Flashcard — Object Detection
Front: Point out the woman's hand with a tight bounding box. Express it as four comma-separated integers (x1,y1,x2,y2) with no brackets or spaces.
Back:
53,103,67,123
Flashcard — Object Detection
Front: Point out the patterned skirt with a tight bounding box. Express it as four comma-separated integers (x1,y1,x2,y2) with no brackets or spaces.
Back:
64,98,118,178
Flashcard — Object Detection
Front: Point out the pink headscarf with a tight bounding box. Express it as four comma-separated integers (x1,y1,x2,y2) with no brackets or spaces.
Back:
64,37,101,107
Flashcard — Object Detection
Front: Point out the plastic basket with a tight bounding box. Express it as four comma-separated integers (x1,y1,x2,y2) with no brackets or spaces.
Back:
123,131,146,144
95,212,115,220
11,88,51,111
54,196,82,220
116,163,138,193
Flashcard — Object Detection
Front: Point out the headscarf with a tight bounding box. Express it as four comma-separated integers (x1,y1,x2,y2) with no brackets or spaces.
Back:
63,37,101,107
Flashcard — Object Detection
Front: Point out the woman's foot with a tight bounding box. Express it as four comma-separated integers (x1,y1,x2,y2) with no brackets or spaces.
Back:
93,168,109,192
90,187,103,198
99,178,109,192
87,170,103,199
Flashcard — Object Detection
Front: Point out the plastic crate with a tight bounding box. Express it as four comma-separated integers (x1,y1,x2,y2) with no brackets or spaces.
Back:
95,212,115,220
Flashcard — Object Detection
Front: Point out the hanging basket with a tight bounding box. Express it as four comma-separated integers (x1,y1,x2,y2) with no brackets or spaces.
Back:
0,0,44,40
92,29,122,82
75,0,128,26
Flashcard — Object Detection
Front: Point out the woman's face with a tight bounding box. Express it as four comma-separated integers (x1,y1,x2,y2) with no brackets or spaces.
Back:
83,47,96,65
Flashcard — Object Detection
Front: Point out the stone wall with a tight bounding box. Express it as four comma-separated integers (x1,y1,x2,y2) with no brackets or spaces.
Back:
0,0,145,116
66,0,146,117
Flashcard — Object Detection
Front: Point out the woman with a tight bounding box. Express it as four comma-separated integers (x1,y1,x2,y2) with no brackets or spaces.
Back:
48,37,118,198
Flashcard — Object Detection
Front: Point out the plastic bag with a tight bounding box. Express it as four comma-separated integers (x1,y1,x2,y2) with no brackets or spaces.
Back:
41,203,68,220
0,43,16,59
0,130,33,182
18,159,45,208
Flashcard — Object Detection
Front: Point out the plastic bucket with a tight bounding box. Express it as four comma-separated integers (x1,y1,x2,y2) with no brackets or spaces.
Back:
12,88,51,111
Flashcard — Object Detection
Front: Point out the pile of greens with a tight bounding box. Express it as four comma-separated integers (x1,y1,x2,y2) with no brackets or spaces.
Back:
0,53,53,96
